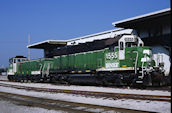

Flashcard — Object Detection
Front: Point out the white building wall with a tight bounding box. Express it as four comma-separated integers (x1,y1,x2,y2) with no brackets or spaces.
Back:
152,46,171,76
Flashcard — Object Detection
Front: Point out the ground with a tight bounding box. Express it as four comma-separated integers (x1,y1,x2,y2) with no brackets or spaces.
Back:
0,75,171,113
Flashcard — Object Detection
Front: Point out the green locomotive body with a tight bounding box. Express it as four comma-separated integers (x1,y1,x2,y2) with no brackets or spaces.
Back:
52,49,106,72
7,34,165,86
51,46,153,72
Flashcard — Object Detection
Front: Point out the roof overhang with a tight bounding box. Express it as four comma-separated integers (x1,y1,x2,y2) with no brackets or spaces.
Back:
27,40,67,49
112,8,171,29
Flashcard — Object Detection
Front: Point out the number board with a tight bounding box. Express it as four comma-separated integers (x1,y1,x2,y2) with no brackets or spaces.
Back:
124,37,135,42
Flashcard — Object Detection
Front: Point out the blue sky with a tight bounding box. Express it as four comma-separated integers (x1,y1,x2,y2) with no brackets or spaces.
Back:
0,0,170,67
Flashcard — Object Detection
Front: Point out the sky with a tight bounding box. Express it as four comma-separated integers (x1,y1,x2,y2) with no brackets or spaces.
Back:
0,0,170,67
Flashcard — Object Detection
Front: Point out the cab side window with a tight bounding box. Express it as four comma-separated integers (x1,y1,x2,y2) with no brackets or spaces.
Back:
13,59,16,63
18,59,21,62
120,42,124,50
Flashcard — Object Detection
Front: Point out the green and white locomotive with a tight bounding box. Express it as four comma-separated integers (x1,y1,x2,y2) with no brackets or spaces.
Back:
7,34,166,87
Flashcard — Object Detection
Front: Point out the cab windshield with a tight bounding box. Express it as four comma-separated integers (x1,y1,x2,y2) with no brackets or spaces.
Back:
9,58,13,64
125,42,137,48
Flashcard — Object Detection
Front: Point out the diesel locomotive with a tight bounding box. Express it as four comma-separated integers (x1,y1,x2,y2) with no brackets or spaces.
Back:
7,34,167,86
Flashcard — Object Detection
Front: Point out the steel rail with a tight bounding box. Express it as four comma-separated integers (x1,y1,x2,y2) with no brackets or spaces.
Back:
0,91,155,113
0,82,170,102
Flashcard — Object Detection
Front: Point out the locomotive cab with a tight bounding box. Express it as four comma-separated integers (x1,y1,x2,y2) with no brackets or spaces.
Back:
7,56,27,76
118,35,144,60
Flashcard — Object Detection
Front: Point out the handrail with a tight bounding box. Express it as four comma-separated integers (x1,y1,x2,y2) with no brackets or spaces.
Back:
46,63,50,77
133,51,138,74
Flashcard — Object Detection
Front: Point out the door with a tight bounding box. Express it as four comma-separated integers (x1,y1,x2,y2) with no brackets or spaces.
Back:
13,58,17,73
119,41,125,60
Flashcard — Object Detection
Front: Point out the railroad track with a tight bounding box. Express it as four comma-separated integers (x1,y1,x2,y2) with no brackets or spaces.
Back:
0,82,170,102
0,79,171,91
0,91,155,113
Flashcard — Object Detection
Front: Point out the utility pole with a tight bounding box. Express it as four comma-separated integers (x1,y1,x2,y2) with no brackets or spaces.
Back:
28,33,31,60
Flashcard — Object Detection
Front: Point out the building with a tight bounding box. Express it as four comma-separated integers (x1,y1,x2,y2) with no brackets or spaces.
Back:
112,8,171,48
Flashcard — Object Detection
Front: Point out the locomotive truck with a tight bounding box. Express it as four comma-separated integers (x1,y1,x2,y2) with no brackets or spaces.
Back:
7,34,167,86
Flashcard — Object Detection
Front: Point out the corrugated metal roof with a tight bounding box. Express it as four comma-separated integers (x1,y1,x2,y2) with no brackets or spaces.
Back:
27,40,67,49
112,8,171,27
67,28,133,45
27,28,133,49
